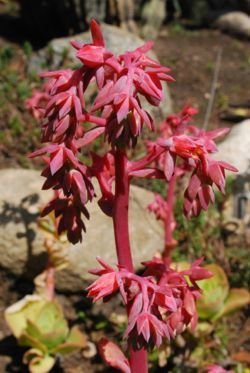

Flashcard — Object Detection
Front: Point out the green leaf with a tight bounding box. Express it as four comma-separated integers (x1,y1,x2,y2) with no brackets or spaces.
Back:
19,331,48,353
35,301,68,337
24,319,67,352
51,326,87,355
4,295,47,338
24,350,55,373
213,288,250,321
197,264,229,320
195,321,214,337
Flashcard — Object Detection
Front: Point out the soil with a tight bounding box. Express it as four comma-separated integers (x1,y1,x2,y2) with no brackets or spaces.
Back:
154,27,250,128
0,24,249,372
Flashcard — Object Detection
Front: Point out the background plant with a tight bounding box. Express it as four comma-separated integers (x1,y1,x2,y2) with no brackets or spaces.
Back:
5,215,87,373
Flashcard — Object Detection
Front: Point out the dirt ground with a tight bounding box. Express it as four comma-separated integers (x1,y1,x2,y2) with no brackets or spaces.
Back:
0,25,249,372
154,27,250,128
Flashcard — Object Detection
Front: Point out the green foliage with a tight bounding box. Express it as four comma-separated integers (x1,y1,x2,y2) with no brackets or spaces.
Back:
5,295,86,373
173,197,212,257
17,80,32,101
0,46,14,69
9,116,22,136
169,22,186,35
227,246,250,289
197,264,250,321
23,41,33,58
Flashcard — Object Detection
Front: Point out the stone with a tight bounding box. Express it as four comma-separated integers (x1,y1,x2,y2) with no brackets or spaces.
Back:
0,169,164,292
215,120,250,175
214,11,250,38
84,0,106,23
0,169,51,278
28,23,173,119
141,0,166,40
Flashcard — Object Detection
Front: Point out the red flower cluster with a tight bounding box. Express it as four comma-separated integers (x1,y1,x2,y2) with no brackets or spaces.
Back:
159,129,237,217
87,257,212,349
147,194,169,222
160,104,198,137
28,20,173,244
25,85,50,120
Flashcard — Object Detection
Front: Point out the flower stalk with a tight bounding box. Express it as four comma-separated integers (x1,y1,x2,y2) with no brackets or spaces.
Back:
113,148,133,272
163,172,177,259
113,147,148,372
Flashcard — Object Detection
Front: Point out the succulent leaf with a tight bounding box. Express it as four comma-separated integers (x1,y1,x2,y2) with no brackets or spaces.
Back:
23,349,55,373
4,295,47,338
51,326,87,355
213,288,250,321
197,264,229,320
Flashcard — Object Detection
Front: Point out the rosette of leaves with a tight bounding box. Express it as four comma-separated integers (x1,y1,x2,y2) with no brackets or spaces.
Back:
5,295,87,373
197,264,250,321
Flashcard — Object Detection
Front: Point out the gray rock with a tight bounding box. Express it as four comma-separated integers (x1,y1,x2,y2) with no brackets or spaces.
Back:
0,169,164,292
84,0,106,23
28,23,173,118
214,11,250,38
0,169,50,278
215,120,250,174
141,0,166,40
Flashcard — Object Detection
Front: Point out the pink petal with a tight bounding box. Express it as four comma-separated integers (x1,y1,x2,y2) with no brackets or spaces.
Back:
207,127,230,140
117,96,129,124
72,171,88,204
76,127,105,148
98,339,131,373
92,81,114,110
218,161,238,172
187,173,201,200
208,162,225,192
59,96,72,119
184,290,196,316
90,19,105,47
164,151,175,181
50,148,64,175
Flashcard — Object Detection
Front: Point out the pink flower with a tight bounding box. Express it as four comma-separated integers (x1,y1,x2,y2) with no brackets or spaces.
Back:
88,35,173,147
204,364,233,373
86,257,122,301
25,88,49,120
129,312,170,348
73,20,112,69
41,192,89,244
184,158,237,217
158,130,237,217
30,143,95,243
86,271,119,302
87,257,212,349
160,104,198,137
147,193,168,222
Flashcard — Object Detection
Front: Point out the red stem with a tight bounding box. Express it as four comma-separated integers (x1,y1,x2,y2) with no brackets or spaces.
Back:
46,267,55,300
164,172,177,259
113,149,133,270
113,148,148,373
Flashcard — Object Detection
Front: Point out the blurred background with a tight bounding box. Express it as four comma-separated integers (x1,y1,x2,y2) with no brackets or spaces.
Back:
0,1,249,372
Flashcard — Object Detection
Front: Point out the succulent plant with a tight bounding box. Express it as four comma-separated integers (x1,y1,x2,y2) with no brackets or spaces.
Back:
197,264,250,321
5,295,87,373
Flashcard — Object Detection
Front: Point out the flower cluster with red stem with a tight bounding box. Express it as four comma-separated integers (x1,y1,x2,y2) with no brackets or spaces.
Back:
87,257,212,349
28,19,238,371
145,105,237,222
28,19,174,243
28,20,236,244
